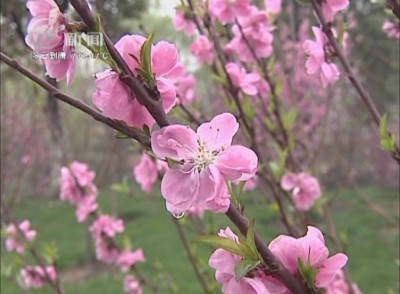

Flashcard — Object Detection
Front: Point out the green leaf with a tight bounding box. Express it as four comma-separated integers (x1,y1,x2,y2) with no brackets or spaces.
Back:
123,235,132,250
244,219,259,260
193,235,244,256
298,257,308,281
41,242,59,263
269,161,282,180
283,108,298,130
115,131,129,139
140,33,155,82
235,259,261,281
380,113,389,138
211,73,228,86
236,181,246,198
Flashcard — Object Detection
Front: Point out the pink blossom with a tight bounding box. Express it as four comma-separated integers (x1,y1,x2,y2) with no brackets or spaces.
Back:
133,153,168,192
322,0,349,22
151,113,258,215
117,249,146,272
225,8,274,61
383,21,400,40
25,0,76,84
225,63,261,96
76,194,98,223
21,265,57,289
281,172,322,211
209,0,252,24
191,36,215,65
60,161,97,205
242,175,258,192
124,275,143,294
176,74,198,105
134,153,159,192
303,26,340,87
90,215,125,238
268,226,348,291
60,161,98,222
174,10,196,36
93,35,179,129
326,270,364,294
265,0,282,15
5,220,37,254
209,227,271,293
94,237,120,264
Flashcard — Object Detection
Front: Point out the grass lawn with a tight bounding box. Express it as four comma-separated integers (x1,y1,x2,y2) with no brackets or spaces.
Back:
1,185,398,293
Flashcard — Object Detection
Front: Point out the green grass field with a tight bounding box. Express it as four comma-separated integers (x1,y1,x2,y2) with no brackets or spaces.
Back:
1,185,398,294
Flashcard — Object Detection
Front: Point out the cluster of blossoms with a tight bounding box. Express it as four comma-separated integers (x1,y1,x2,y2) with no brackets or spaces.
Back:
225,63,262,96
59,161,145,293
225,7,274,62
5,220,37,254
89,214,146,271
20,266,57,290
303,26,340,88
60,161,98,223
93,35,183,129
25,0,76,84
151,113,258,216
4,221,57,290
191,35,215,65
281,172,322,211
210,226,351,293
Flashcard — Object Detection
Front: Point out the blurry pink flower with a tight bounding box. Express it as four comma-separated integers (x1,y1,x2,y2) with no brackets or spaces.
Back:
191,36,215,64
268,226,348,291
117,249,146,272
326,270,364,294
176,74,197,105
134,153,168,192
25,0,76,84
225,63,261,96
320,62,340,88
322,0,349,22
281,172,322,211
90,215,124,238
209,0,252,24
265,0,282,14
95,237,120,264
174,10,196,36
20,154,32,165
93,35,179,129
21,266,57,289
383,20,400,40
242,175,258,192
76,195,98,223
209,227,271,293
60,161,97,205
303,26,340,87
225,8,274,61
134,154,159,192
151,113,258,216
124,275,143,294
6,220,37,254
70,161,96,187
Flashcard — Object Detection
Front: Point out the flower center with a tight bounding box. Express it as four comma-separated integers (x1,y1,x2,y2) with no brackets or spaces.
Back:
194,141,219,172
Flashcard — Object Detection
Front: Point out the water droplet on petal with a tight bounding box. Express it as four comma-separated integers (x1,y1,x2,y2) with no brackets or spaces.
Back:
172,212,185,219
